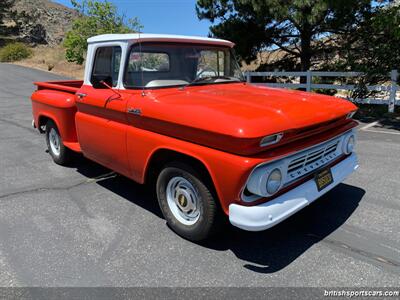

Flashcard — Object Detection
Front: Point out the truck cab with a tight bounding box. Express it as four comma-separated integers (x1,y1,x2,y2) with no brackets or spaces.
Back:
31,34,359,241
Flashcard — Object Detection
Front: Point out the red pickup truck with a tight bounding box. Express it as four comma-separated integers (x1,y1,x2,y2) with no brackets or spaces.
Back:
31,34,359,241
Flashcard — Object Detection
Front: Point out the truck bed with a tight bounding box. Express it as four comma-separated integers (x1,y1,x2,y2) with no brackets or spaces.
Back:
31,80,83,153
34,80,83,94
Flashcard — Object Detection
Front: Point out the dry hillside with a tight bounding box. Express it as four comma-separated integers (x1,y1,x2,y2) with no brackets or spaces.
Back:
10,0,78,45
4,0,84,78
14,45,85,79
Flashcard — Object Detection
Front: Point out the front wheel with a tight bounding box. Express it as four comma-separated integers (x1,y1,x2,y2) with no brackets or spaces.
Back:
156,162,221,241
45,120,73,166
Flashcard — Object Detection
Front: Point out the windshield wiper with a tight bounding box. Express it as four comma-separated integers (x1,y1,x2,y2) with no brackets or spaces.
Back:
206,75,244,83
181,76,213,89
181,76,241,89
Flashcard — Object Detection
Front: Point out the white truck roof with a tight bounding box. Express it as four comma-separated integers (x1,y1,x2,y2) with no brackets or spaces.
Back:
87,33,234,47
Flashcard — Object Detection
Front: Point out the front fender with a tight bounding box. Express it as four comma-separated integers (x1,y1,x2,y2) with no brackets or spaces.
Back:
126,125,258,214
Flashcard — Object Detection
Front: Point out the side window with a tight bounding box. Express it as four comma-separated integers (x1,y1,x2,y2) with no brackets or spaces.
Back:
91,46,121,88
197,50,225,78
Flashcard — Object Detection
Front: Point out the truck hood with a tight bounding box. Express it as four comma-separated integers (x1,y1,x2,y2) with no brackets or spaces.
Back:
133,83,357,155
142,83,356,137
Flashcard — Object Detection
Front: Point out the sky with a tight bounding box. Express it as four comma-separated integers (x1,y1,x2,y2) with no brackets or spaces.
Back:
53,0,213,37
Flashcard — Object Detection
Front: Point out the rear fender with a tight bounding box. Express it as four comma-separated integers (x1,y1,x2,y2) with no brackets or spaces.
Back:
31,89,78,145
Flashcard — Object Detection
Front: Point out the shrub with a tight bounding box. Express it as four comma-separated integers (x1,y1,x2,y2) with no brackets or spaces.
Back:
0,43,33,62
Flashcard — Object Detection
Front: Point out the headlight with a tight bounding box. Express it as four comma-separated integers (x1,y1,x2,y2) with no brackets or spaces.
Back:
347,135,355,153
266,168,282,195
246,164,284,198
343,134,355,154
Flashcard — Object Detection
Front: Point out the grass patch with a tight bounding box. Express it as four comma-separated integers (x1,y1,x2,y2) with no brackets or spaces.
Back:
0,42,33,62
12,45,85,79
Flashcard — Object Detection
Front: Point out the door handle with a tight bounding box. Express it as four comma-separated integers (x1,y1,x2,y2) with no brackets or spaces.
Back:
76,93,87,100
127,108,142,116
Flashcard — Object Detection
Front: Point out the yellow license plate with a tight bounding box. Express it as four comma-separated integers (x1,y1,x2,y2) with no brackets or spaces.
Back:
315,168,333,191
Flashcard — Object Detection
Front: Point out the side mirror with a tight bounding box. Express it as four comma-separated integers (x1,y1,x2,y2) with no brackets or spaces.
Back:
91,75,113,89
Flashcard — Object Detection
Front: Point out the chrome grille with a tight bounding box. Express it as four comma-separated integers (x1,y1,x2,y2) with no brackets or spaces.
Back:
286,139,340,183
242,130,354,201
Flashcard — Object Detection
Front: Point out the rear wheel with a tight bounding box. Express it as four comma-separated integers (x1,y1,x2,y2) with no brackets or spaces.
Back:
45,120,73,165
156,162,221,241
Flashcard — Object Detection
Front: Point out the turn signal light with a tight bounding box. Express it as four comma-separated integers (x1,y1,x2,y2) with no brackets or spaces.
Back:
260,133,284,147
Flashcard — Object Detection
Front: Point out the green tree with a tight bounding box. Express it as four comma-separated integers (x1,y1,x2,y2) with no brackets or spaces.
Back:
0,0,15,37
328,2,400,99
333,3,400,79
64,0,142,64
196,0,374,72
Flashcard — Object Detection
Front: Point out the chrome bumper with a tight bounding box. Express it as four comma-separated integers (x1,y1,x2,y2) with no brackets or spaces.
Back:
229,153,359,231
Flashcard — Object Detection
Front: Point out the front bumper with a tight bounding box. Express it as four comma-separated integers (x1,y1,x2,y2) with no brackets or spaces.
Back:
229,153,359,231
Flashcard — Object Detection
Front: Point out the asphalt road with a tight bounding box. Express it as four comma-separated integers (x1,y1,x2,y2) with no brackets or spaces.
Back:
0,63,399,287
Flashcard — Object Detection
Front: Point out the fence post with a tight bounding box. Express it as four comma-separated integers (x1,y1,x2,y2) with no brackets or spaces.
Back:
246,72,251,83
306,70,312,92
389,70,398,113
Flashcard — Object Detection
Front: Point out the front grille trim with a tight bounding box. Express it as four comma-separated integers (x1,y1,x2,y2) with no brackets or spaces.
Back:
241,129,354,202
284,138,342,185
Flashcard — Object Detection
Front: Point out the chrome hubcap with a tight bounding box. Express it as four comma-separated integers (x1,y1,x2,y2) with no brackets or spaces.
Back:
49,128,61,156
166,176,200,225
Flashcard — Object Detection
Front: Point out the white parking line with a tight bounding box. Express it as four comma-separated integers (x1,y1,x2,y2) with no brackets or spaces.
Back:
362,129,400,135
359,121,380,131
358,120,400,135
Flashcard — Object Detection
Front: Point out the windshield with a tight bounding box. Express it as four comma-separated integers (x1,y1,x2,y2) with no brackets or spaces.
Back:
123,43,244,89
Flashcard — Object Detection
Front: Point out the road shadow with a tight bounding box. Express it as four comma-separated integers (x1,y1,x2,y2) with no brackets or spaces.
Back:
70,155,365,274
356,116,400,132
354,105,400,132
70,155,163,218
201,183,365,273
372,119,400,131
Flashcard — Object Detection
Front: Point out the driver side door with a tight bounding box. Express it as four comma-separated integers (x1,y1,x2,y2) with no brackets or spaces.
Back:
75,45,130,176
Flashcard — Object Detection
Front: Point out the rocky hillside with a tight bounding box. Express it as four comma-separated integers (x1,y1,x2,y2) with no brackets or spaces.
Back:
11,0,78,45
